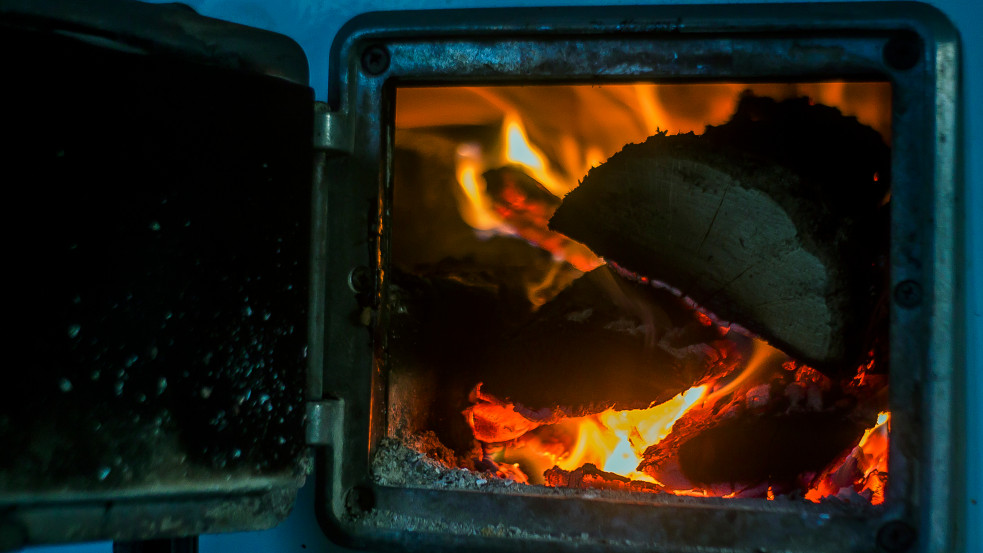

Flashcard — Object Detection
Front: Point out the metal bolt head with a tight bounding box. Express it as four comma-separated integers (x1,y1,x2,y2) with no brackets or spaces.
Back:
894,279,922,308
877,521,916,552
883,32,922,71
348,266,372,294
360,45,390,76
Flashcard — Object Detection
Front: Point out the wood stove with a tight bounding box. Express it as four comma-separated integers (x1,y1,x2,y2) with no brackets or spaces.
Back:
313,5,962,552
0,1,965,553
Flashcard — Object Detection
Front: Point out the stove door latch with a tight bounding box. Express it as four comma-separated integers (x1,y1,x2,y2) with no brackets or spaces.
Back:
306,398,345,446
313,102,352,156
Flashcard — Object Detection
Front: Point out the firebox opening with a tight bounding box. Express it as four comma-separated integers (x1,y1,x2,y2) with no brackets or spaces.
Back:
381,82,891,505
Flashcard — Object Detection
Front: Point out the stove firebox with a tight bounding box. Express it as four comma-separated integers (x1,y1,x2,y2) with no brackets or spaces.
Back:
385,82,892,501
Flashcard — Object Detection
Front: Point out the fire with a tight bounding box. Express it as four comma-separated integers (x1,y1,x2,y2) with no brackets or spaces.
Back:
805,411,890,504
489,386,707,484
453,144,503,232
399,82,890,286
445,106,620,273
462,384,559,444
450,111,605,292
395,83,892,500
503,116,563,196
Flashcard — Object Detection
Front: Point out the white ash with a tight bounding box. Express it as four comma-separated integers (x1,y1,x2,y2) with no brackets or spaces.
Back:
371,435,855,509
372,437,521,491
358,509,534,539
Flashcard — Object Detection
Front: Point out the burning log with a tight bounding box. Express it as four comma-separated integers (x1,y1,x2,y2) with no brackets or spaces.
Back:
388,260,741,461
387,268,526,457
544,463,664,493
549,95,890,373
482,166,600,273
463,383,561,443
805,411,890,504
637,360,882,492
476,265,744,416
673,411,871,488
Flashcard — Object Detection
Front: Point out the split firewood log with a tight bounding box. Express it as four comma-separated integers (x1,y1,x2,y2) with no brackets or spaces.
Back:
387,268,529,457
673,411,872,487
476,265,744,416
637,361,881,490
483,166,601,273
544,463,664,493
549,94,890,374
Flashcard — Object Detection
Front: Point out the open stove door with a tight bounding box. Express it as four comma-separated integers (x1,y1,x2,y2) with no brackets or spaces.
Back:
0,0,316,548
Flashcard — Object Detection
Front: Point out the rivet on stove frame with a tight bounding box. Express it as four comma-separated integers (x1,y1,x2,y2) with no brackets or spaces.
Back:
348,266,372,294
893,279,923,308
883,32,923,71
360,44,390,76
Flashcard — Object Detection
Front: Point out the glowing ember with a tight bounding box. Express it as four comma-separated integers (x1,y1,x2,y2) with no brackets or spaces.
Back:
480,386,707,484
462,383,560,444
450,113,603,287
805,411,890,504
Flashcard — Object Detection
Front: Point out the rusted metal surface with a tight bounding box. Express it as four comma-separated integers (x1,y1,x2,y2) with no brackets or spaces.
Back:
313,3,963,552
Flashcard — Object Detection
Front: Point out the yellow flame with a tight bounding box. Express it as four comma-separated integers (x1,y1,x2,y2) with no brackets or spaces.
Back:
453,144,503,231
503,114,571,197
505,117,545,173
502,385,707,483
706,341,783,404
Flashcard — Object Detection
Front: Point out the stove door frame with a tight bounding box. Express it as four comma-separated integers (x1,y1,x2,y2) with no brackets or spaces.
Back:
312,3,963,552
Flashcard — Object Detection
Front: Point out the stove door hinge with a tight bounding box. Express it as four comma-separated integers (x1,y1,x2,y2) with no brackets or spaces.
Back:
305,398,344,446
313,102,353,156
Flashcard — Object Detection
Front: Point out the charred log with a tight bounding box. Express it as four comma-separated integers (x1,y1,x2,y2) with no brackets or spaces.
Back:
484,165,561,217
549,95,889,374
544,463,664,493
638,360,881,490
477,265,744,415
483,166,601,274
387,268,524,457
388,263,741,457
674,412,870,488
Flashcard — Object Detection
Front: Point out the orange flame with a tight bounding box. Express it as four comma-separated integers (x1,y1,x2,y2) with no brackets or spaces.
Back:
494,386,707,484
450,110,604,291
805,411,890,504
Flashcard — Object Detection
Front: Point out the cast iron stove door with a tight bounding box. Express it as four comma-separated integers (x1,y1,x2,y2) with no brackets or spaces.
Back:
0,0,315,548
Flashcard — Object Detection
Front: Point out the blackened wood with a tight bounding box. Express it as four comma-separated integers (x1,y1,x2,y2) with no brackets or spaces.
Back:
674,412,870,487
637,360,881,489
549,95,889,373
544,463,664,492
477,265,742,415
387,268,523,457
483,166,601,273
